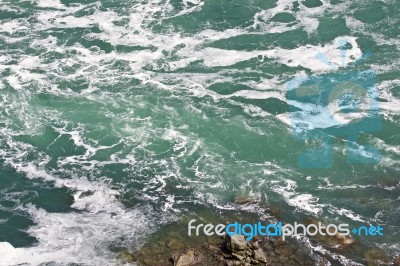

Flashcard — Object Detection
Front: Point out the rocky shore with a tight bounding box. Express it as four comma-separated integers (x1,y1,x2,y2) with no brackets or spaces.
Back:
118,229,400,266
116,201,399,266
118,230,315,266
170,234,314,266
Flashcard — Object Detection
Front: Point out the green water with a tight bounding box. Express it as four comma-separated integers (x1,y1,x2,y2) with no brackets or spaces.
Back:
0,0,399,265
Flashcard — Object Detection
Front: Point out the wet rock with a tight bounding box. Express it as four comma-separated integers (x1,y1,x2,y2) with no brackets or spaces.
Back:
306,218,355,249
231,252,244,261
116,250,135,263
172,250,204,266
275,245,294,256
167,239,183,250
253,249,267,263
249,241,260,250
225,260,241,266
364,248,389,266
225,260,234,266
392,255,400,266
279,255,288,263
234,195,260,205
222,252,234,259
273,237,287,247
266,206,282,217
250,258,259,264
123,212,314,266
317,235,352,249
317,258,330,266
267,251,275,257
205,243,223,255
203,243,226,262
227,235,247,252
333,232,356,248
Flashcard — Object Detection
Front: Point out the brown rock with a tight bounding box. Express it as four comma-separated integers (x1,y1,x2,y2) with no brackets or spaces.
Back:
173,250,204,266
116,250,135,263
364,248,389,266
223,253,234,259
233,260,241,266
317,258,330,266
225,260,234,266
253,249,267,263
234,195,260,205
393,255,400,266
231,253,244,261
334,232,356,248
279,255,288,263
267,251,275,257
250,258,259,264
266,206,282,217
250,242,260,250
167,239,182,250
275,245,294,256
227,235,247,251
273,237,287,247
305,218,355,249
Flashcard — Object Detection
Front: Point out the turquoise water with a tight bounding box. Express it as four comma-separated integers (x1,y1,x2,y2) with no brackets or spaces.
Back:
0,0,399,265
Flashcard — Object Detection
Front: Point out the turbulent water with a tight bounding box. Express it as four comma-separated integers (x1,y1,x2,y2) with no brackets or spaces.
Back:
0,0,399,265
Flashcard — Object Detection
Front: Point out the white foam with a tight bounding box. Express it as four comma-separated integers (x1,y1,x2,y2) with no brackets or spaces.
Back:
0,21,28,34
271,179,324,215
252,0,352,34
377,80,400,117
2,0,361,105
0,202,154,266
346,16,400,50
0,159,160,265
36,0,65,9
181,36,362,71
296,235,364,266
0,127,165,265
329,208,366,223
0,242,19,266
374,137,400,156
